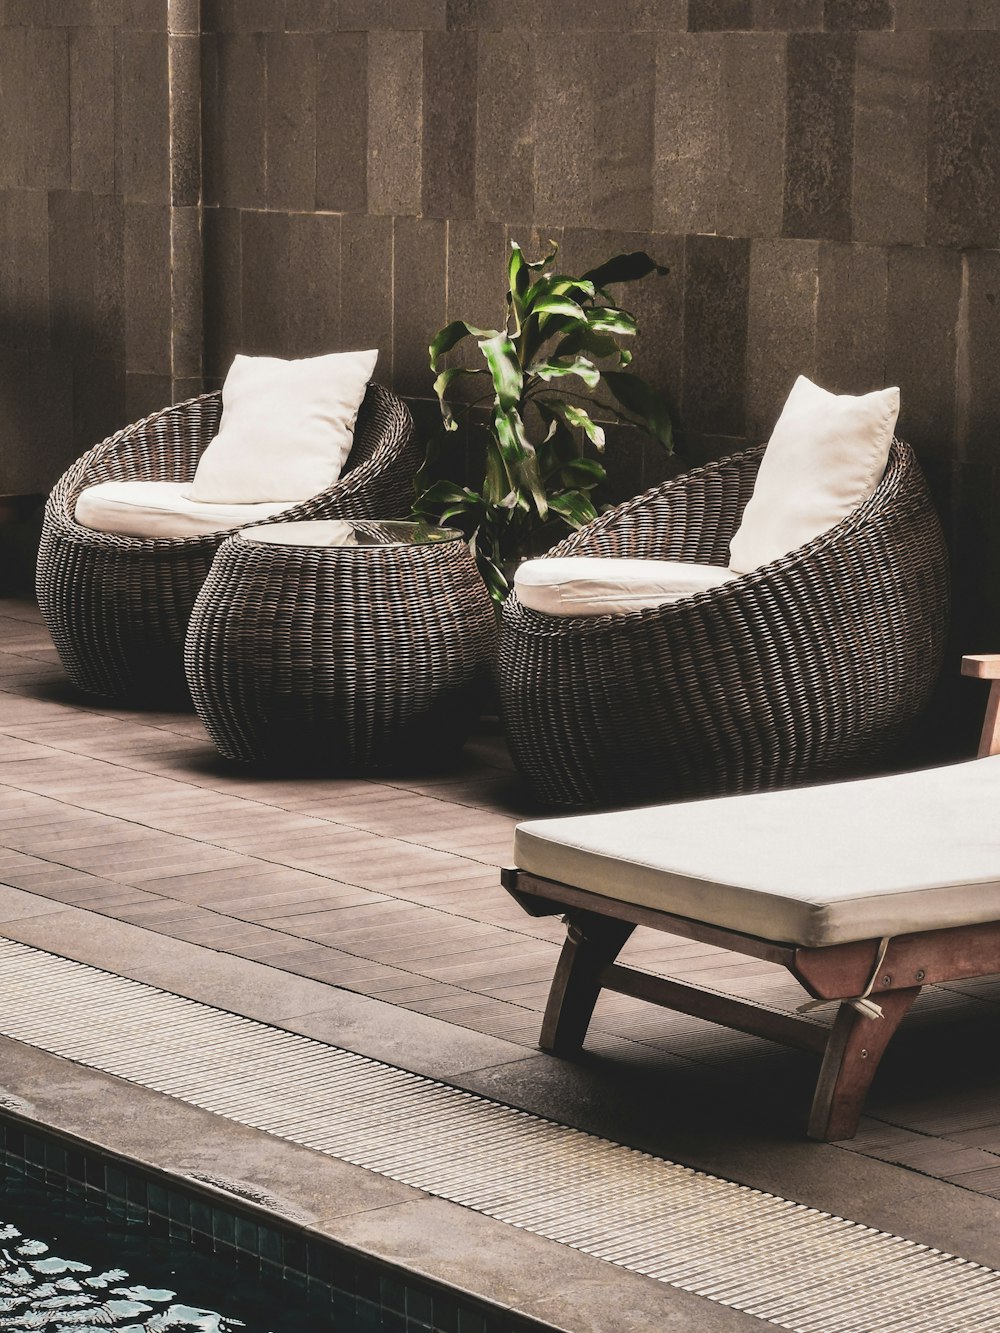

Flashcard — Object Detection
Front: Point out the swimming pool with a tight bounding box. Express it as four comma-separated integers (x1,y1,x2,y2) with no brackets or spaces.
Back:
0,1114,548,1333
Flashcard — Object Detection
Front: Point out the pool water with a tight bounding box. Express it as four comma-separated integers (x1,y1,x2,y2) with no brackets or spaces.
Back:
0,1161,333,1333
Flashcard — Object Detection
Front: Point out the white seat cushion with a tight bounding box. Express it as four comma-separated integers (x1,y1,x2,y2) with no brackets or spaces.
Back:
728,376,899,575
190,349,378,505
514,557,736,617
514,757,1000,948
74,481,292,539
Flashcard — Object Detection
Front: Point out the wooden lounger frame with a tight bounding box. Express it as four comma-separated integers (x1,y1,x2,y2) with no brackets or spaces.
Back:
502,655,1000,1142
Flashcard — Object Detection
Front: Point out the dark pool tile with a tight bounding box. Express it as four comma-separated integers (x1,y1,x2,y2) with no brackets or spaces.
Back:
257,1223,283,1265
381,1273,407,1314
43,1141,67,1180
927,31,1000,249
783,31,854,242
331,1287,358,1323
211,1205,236,1248
234,1211,258,1255
431,1292,460,1333
281,1228,308,1274
65,1149,86,1185
125,1172,147,1209
406,1283,435,1326
105,1166,129,1203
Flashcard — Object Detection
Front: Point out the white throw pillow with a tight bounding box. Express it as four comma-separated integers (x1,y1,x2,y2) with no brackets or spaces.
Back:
74,481,292,539
728,376,899,575
190,349,378,505
515,557,736,617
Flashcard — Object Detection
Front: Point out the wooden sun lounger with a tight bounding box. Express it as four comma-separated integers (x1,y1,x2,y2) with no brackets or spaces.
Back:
503,656,1000,1141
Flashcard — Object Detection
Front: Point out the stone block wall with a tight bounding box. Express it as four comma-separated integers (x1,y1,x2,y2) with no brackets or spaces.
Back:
3,0,1000,741
0,0,201,497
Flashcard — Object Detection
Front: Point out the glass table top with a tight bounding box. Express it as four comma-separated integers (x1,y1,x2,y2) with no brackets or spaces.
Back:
238,520,464,549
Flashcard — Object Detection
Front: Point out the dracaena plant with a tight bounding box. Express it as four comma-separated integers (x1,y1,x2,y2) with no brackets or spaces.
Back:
411,240,673,604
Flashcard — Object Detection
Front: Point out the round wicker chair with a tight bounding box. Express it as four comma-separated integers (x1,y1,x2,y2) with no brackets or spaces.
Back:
36,383,421,701
498,438,950,810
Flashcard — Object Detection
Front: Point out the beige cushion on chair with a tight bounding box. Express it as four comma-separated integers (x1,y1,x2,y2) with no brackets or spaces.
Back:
190,349,378,505
728,376,899,575
514,757,1000,949
514,557,737,617
74,481,291,539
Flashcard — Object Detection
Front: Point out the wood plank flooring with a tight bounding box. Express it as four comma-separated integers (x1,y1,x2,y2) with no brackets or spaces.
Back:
4,598,1000,1194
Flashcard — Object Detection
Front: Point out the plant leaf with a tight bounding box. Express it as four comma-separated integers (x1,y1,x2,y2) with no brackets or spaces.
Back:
432,366,484,429
556,456,607,488
586,307,637,338
479,333,523,411
493,405,548,520
430,320,501,371
603,372,673,449
525,294,589,322
552,326,625,362
581,251,668,289
527,356,601,388
547,401,607,451
548,490,600,529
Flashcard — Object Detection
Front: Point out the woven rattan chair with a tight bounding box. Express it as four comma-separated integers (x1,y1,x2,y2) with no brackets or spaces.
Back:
498,438,949,809
36,383,421,701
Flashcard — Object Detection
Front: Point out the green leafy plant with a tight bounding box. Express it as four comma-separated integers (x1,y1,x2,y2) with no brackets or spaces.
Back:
412,240,674,603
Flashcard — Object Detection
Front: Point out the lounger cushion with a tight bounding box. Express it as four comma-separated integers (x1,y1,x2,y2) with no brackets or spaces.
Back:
190,349,378,505
74,481,291,539
514,557,737,617
728,376,899,575
514,757,1000,948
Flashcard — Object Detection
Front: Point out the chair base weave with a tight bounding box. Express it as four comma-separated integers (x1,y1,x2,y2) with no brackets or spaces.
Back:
185,528,498,773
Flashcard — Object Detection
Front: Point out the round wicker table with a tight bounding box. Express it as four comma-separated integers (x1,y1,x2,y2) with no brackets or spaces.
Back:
184,519,497,771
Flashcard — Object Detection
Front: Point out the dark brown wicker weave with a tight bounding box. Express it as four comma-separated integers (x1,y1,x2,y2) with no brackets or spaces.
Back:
184,522,497,771
498,438,950,809
36,383,421,701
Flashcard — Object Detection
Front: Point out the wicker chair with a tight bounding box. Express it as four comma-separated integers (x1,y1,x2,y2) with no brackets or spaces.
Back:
498,438,950,810
36,383,421,701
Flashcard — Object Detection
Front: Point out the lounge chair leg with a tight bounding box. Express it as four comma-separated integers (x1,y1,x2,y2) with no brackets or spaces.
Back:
808,987,920,1141
540,912,635,1055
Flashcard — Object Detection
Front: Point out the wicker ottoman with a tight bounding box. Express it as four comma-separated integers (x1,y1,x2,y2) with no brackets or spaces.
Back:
184,520,497,770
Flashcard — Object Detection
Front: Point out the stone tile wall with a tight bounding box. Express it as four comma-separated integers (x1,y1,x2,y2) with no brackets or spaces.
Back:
0,0,201,495
3,0,1000,739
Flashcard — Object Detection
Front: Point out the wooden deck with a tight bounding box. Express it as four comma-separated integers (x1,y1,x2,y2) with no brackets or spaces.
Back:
4,597,1000,1196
